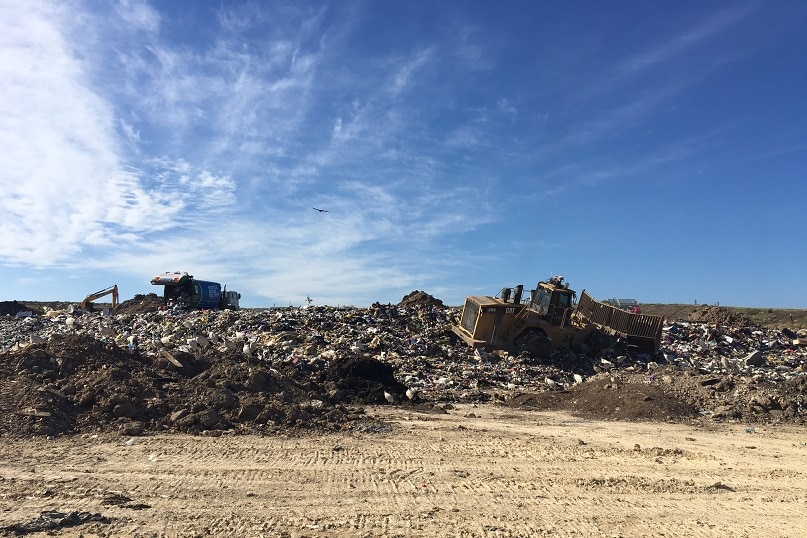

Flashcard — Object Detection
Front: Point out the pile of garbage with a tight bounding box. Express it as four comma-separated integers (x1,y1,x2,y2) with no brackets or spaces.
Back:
1,298,806,437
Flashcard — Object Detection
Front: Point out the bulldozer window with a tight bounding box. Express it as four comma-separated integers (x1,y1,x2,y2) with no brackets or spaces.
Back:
533,289,551,312
555,293,572,308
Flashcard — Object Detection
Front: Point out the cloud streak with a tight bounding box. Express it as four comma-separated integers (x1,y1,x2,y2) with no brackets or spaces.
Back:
617,3,758,77
2,2,802,308
0,2,181,267
0,1,495,305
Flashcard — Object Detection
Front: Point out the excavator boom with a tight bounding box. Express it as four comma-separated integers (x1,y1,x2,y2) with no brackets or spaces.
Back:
80,285,119,310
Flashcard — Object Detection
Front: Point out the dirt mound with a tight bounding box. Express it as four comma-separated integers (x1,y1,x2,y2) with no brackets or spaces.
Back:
0,301,36,316
509,373,699,422
508,365,807,425
398,290,444,309
0,334,138,437
115,293,164,315
686,305,756,327
326,357,407,404
0,334,409,437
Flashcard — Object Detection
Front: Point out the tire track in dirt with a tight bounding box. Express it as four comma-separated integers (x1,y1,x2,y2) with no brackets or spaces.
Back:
2,408,807,537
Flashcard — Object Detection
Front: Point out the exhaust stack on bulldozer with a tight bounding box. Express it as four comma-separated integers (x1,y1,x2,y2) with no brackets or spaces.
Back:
452,276,663,357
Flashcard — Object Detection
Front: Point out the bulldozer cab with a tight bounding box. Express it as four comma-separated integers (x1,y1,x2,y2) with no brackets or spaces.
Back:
528,278,576,327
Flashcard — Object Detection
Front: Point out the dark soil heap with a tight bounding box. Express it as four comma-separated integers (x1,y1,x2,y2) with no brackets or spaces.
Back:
0,333,406,438
509,366,807,424
0,301,37,316
398,291,444,309
509,375,700,422
326,357,407,404
114,293,165,315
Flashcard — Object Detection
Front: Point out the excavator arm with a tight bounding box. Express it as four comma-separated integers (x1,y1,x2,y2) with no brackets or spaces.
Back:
80,285,119,311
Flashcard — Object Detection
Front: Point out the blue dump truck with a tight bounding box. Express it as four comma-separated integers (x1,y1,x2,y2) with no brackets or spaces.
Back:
151,271,241,310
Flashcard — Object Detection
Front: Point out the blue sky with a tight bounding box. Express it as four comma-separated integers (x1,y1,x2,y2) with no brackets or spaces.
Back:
1,1,805,308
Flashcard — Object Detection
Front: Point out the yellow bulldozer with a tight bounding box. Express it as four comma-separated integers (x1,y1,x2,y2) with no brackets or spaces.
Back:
451,276,663,357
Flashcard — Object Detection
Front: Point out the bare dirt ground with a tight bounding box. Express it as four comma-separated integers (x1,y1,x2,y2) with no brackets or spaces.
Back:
638,303,807,330
2,405,806,538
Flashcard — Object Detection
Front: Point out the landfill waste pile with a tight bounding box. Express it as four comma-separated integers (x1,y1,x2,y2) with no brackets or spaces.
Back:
1,295,806,438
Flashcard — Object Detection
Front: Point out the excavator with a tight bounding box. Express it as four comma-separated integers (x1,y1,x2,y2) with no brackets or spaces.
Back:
452,276,664,356
79,285,119,311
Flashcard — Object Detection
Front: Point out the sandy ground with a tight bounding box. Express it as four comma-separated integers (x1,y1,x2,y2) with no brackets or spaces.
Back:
1,405,806,537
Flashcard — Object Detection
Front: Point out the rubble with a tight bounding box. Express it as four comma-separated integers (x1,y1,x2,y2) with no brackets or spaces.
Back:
0,297,806,438
2,510,112,534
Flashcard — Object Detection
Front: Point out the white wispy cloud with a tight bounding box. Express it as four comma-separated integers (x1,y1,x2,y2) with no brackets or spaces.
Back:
617,3,758,76
496,98,517,115
0,2,801,309
119,119,141,146
0,1,497,305
444,125,486,149
0,2,180,266
522,4,763,201
452,23,494,71
541,123,738,198
114,0,160,33
388,48,434,97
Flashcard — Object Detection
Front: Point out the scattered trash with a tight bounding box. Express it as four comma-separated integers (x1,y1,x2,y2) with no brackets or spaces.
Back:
704,482,736,493
2,510,112,534
355,422,393,434
0,297,805,439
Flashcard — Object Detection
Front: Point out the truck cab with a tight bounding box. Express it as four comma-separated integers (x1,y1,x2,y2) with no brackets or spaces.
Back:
222,289,241,310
